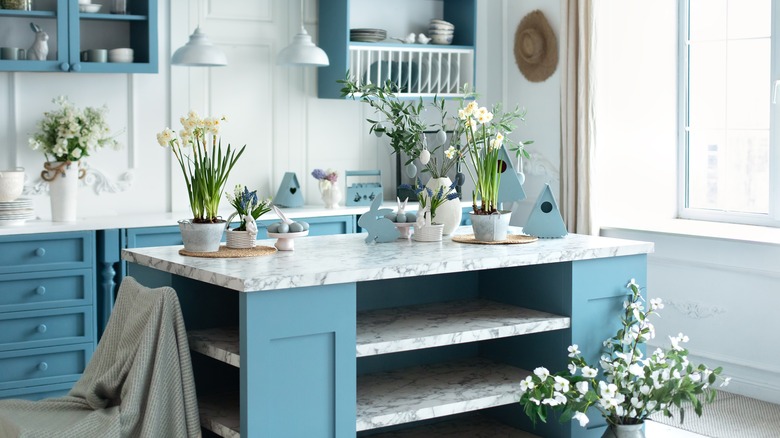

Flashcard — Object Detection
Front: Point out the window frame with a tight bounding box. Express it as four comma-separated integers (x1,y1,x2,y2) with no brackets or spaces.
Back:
677,0,780,227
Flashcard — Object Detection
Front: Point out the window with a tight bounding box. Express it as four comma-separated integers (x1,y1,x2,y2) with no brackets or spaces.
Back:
681,0,778,225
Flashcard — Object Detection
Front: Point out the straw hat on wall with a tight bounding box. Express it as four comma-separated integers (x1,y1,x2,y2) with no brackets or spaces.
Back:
514,10,558,82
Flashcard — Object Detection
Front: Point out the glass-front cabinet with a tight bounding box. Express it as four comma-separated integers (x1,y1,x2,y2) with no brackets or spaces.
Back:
0,0,157,73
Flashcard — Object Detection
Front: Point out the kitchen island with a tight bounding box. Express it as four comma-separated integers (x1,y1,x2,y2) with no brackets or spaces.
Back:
122,228,653,438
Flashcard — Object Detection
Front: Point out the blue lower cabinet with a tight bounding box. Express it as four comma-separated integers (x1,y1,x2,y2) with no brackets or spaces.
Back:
0,343,93,399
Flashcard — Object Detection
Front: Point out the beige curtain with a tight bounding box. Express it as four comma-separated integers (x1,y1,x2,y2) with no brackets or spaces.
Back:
560,0,596,235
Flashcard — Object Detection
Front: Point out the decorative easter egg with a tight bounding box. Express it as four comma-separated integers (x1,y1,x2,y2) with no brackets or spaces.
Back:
384,213,397,222
396,213,407,223
277,222,290,233
455,172,466,186
375,122,384,137
299,221,310,231
267,222,280,233
289,222,304,232
436,129,447,146
405,162,417,178
406,212,417,221
419,149,431,165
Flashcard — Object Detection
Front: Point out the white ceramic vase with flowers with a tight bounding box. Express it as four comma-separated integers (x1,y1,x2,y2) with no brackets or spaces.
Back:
29,96,120,221
312,168,341,208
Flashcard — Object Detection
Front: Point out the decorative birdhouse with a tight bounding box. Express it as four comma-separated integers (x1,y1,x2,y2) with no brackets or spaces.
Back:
498,146,527,207
274,172,304,207
524,184,567,238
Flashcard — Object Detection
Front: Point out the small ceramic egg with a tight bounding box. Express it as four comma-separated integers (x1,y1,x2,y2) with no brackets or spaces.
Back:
374,122,384,137
406,212,417,221
436,129,447,146
419,149,431,165
289,222,304,233
267,222,280,233
396,212,407,223
299,221,310,231
277,222,290,233
384,213,397,222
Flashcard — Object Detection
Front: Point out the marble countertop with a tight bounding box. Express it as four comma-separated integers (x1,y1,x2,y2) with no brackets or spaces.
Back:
121,228,654,292
0,201,460,237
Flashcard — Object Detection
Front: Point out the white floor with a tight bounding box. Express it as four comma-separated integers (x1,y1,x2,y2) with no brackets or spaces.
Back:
646,420,709,437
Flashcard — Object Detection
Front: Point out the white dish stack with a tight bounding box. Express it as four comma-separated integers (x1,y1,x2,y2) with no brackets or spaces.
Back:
428,19,455,45
0,169,34,226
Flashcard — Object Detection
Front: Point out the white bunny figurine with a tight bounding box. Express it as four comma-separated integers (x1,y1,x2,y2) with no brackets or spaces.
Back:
28,22,49,61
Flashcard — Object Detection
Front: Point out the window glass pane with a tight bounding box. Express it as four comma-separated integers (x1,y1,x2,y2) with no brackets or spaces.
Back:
728,0,771,39
727,39,771,130
690,0,727,41
688,130,727,210
688,41,727,129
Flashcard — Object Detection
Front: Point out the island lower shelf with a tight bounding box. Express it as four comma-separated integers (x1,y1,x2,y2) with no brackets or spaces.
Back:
188,298,569,436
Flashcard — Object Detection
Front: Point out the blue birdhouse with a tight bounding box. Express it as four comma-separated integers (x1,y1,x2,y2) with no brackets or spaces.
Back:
498,146,526,207
524,184,568,238
274,172,304,207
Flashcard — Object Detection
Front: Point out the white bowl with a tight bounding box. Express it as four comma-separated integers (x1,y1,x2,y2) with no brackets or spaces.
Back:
78,0,91,4
0,169,25,202
428,29,454,35
430,19,454,27
108,48,134,63
430,34,454,45
79,3,101,13
429,23,455,31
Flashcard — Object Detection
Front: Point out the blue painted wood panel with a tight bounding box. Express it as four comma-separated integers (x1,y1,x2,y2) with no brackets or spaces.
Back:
241,283,357,437
0,231,94,275
0,343,92,393
0,306,93,352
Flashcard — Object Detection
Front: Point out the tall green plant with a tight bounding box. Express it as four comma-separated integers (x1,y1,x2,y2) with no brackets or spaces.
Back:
157,112,245,223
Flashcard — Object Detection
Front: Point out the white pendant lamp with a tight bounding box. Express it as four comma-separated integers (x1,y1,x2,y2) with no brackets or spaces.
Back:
277,0,329,67
171,2,227,67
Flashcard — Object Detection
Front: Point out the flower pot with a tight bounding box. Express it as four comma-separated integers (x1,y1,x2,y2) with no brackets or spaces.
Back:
469,210,512,242
425,177,461,235
413,223,444,242
44,161,82,222
602,423,644,438
226,229,256,249
178,220,226,252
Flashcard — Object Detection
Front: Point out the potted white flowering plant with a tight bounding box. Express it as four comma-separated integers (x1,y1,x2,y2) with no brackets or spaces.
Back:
455,91,529,242
157,111,245,252
28,96,120,221
518,280,729,438
225,184,272,249
399,177,458,242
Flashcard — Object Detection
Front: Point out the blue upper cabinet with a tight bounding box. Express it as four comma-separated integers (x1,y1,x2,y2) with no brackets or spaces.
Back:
0,0,157,73
317,0,477,99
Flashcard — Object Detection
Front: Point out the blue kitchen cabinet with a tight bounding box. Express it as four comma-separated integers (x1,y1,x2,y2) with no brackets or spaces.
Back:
0,0,157,73
0,231,96,401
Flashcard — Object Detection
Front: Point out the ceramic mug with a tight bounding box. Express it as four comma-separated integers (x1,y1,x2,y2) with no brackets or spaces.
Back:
0,47,24,60
82,49,107,62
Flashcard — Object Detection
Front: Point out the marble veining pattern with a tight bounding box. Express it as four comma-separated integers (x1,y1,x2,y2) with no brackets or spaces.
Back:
356,299,570,357
189,327,240,368
356,357,530,431
369,412,541,437
122,227,653,292
198,392,240,438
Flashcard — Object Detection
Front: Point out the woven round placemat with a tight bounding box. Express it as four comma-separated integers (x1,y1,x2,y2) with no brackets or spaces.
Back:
178,245,277,258
451,234,538,245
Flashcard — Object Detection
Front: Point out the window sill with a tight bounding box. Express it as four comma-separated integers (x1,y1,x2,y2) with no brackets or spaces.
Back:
600,218,780,246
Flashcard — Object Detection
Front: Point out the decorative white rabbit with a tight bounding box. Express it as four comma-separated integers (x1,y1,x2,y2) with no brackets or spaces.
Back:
27,22,48,61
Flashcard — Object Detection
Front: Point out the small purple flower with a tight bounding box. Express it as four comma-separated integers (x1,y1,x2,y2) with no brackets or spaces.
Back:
311,168,327,180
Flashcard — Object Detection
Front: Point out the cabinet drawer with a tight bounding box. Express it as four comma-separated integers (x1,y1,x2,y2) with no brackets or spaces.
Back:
0,343,93,391
0,381,74,401
0,269,93,312
0,232,94,275
0,307,93,351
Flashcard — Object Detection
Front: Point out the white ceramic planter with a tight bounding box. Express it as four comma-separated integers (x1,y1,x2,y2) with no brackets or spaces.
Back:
469,211,512,242
424,177,461,235
47,161,80,222
178,220,226,252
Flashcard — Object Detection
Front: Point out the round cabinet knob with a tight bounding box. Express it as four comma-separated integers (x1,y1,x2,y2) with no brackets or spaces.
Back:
59,62,70,72
35,286,46,295
34,247,46,257
37,362,48,371
37,324,47,333
70,63,81,72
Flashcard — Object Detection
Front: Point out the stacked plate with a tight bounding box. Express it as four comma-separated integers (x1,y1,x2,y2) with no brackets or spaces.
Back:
0,198,35,226
350,28,387,43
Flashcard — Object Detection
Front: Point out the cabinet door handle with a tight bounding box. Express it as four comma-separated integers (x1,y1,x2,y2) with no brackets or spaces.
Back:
37,362,48,371
71,63,81,72
59,62,70,72
34,247,46,257
36,324,47,333
35,286,46,295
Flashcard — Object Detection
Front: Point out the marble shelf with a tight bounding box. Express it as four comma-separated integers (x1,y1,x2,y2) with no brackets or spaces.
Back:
189,327,240,368
357,357,530,431
199,391,240,438
366,412,541,437
356,299,570,357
